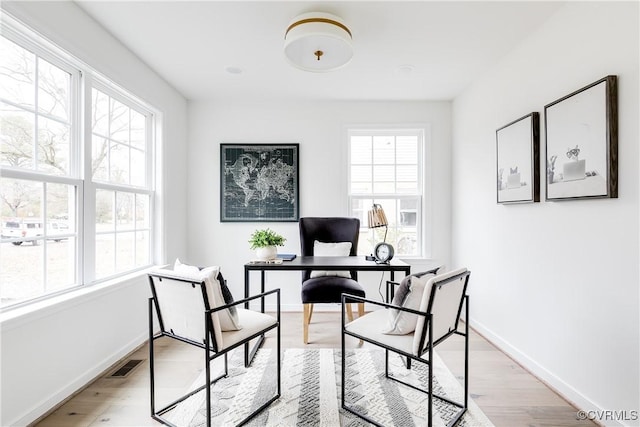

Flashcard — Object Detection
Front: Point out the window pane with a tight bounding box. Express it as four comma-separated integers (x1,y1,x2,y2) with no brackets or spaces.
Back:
350,136,371,165
37,57,70,122
351,198,365,220
0,241,44,307
92,135,108,181
46,183,75,237
396,137,418,164
95,233,114,279
96,189,114,232
130,110,145,149
351,182,372,194
0,178,46,307
46,237,75,292
109,142,129,184
399,199,417,227
110,98,129,143
135,194,149,229
0,179,77,305
0,177,42,221
351,165,371,182
116,232,135,273
116,192,134,231
373,165,395,183
396,165,417,182
130,147,145,187
396,182,418,194
135,231,149,267
37,116,70,175
92,89,109,137
1,103,35,169
0,37,35,109
91,89,149,189
373,136,394,164
396,232,417,256
373,182,395,194
352,198,373,255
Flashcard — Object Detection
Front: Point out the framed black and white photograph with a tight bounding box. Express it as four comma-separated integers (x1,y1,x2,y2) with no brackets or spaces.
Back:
496,112,540,204
220,143,299,222
544,75,618,201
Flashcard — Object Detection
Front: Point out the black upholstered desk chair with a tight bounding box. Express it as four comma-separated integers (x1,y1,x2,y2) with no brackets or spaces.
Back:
299,217,365,344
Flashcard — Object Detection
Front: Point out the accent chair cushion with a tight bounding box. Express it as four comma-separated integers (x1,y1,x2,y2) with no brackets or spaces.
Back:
174,259,241,332
301,275,365,304
346,309,415,354
309,241,352,279
383,267,442,335
220,309,278,351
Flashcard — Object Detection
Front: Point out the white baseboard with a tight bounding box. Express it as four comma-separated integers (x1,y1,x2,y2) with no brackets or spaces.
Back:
470,317,627,427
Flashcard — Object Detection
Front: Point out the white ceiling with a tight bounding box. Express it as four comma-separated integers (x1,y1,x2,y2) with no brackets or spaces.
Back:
75,1,564,102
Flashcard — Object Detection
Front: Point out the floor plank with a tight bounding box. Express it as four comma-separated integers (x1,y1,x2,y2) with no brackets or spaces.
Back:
34,311,595,427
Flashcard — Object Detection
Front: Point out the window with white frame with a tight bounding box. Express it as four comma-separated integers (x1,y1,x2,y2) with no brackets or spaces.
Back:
348,127,424,258
91,86,152,280
0,17,155,309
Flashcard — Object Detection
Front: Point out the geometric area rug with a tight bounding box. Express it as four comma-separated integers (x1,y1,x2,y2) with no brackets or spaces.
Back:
167,348,494,427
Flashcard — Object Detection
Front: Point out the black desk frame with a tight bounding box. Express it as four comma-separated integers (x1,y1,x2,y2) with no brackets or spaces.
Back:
243,256,411,366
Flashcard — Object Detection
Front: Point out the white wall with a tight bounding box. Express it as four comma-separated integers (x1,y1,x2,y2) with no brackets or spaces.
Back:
0,2,188,426
451,2,639,424
186,100,451,310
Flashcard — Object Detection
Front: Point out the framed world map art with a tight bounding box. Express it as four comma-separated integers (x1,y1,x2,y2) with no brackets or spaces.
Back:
220,143,299,222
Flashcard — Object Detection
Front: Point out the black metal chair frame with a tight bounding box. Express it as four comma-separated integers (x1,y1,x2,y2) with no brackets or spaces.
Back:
341,270,470,427
148,273,281,427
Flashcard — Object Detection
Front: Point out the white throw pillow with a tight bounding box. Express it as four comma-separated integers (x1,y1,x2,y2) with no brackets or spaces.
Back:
309,241,352,279
174,259,242,331
173,259,200,276
383,272,436,335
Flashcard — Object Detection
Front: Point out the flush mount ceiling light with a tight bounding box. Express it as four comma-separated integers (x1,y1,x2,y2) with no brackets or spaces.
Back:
284,12,353,72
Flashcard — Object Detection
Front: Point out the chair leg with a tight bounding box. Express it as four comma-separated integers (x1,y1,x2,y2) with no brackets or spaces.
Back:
355,303,365,345
428,314,433,427
148,299,156,419
308,303,314,324
464,295,469,409
303,303,311,344
346,303,354,322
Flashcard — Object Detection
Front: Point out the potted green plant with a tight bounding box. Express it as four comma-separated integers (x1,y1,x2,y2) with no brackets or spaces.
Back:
249,228,286,261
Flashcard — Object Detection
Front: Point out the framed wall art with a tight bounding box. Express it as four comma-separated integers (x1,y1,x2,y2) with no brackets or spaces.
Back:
544,75,618,201
220,143,299,222
496,112,540,204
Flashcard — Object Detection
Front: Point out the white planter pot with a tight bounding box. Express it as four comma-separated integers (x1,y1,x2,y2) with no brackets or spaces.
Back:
255,246,277,261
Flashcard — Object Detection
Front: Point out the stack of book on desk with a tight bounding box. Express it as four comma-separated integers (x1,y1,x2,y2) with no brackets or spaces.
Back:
248,254,297,264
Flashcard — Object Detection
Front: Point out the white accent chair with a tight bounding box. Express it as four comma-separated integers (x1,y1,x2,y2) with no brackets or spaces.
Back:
148,268,280,427
341,268,471,427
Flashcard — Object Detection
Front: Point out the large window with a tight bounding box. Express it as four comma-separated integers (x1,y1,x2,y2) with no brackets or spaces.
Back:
0,18,155,309
348,127,425,258
91,86,152,281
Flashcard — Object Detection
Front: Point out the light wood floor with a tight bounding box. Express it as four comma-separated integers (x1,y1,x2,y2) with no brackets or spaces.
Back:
34,311,595,427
